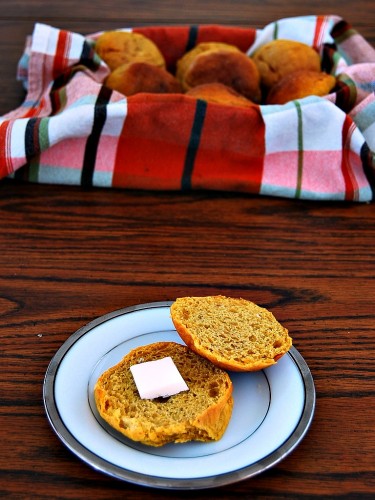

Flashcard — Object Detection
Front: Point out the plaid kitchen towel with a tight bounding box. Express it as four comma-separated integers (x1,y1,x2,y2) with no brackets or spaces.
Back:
0,15,374,201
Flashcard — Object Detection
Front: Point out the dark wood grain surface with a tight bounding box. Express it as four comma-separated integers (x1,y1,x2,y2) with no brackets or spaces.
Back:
0,1,374,498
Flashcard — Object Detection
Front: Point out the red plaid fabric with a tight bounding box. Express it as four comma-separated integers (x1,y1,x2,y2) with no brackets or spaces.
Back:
1,15,374,201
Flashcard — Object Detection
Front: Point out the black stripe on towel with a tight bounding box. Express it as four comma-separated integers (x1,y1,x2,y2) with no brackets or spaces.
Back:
361,142,375,201
25,118,40,161
79,40,99,72
181,99,207,191
16,117,39,180
185,25,199,52
81,85,112,187
24,117,39,160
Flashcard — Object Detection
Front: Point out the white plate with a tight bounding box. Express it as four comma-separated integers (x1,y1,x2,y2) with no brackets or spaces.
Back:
43,301,315,490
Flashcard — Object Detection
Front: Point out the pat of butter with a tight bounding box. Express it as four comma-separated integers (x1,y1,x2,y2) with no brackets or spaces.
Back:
130,356,189,399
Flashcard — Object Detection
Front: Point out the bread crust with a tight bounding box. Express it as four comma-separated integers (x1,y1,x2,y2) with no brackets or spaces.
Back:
95,31,166,71
105,61,182,96
186,83,256,108
171,296,292,372
94,34,331,106
266,70,336,104
94,341,233,446
176,42,261,102
176,42,241,82
253,39,321,89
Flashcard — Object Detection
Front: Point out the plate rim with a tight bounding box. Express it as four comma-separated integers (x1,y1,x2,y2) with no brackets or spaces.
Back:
43,301,316,490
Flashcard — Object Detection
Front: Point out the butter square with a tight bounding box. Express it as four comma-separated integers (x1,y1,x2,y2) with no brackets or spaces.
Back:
130,356,189,399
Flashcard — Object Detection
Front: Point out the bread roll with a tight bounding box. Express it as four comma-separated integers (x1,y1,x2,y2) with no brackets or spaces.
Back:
177,42,261,102
105,61,182,96
266,70,336,104
176,42,240,82
95,30,166,71
171,296,292,372
186,82,256,108
94,341,233,447
253,39,321,89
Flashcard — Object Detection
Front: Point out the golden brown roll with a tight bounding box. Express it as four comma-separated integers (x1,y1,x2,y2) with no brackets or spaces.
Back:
176,42,241,82
186,82,255,108
252,39,321,89
177,42,261,103
105,61,182,96
266,70,336,104
95,30,166,71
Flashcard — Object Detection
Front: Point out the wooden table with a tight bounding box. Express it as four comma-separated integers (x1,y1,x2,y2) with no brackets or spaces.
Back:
1,1,374,498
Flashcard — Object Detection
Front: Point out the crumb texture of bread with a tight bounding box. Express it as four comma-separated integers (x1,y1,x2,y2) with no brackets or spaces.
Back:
94,342,233,447
171,296,292,371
